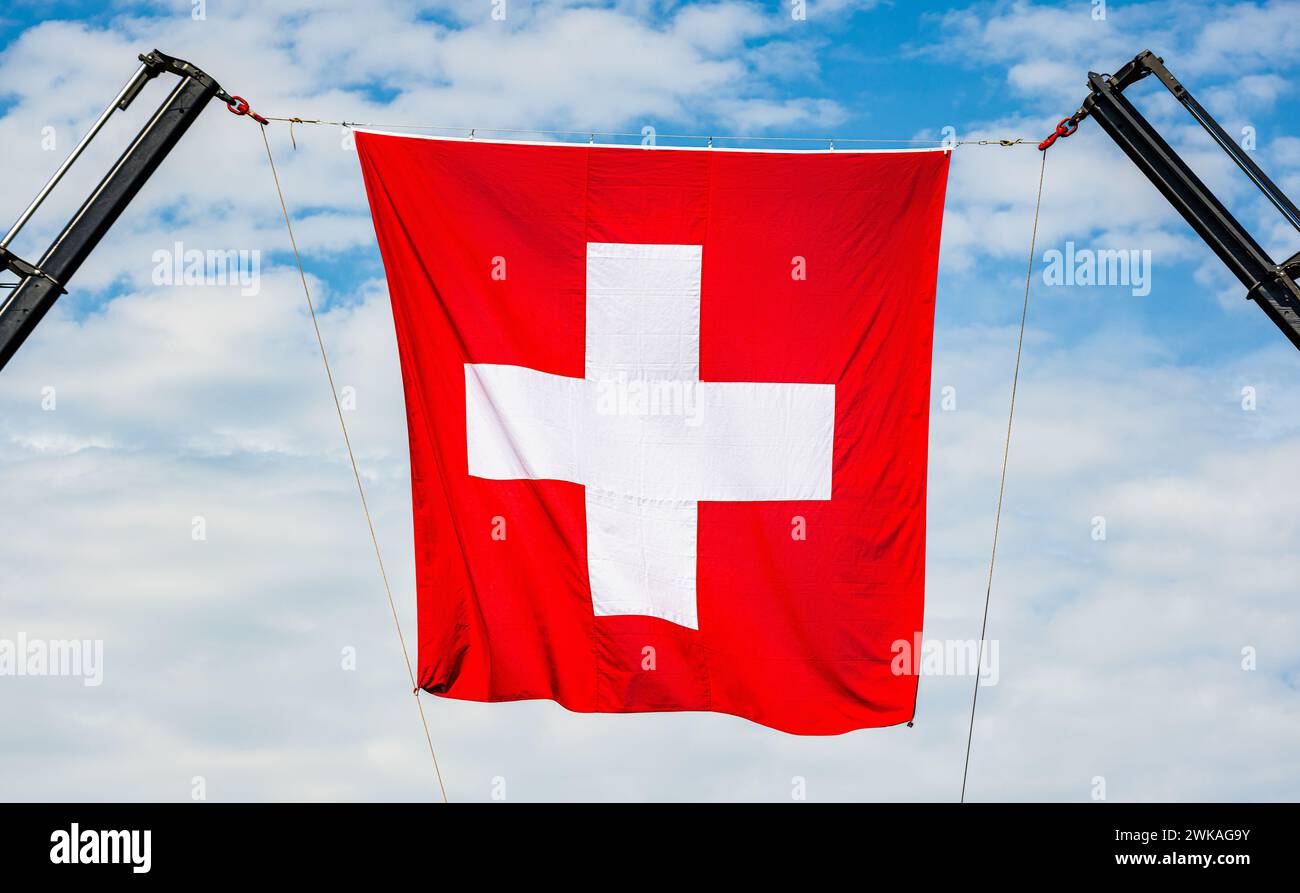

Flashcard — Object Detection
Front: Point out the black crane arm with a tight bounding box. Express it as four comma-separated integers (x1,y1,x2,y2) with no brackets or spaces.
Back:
0,50,249,372
1061,50,1300,350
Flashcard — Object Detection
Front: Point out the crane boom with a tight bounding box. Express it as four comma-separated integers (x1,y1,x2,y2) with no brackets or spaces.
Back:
0,50,229,372
1066,50,1300,350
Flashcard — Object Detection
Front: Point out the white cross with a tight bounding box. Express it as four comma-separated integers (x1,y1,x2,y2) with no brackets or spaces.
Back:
465,243,835,630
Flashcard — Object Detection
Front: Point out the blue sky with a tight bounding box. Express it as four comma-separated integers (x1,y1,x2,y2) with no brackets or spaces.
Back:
3,1,1295,356
1,0,1298,802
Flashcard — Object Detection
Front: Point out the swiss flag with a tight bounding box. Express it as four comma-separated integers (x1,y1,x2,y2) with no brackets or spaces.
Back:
356,132,950,734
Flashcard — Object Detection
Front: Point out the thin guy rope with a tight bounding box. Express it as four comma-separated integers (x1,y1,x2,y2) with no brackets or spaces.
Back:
266,115,1031,147
960,149,1049,804
258,125,449,804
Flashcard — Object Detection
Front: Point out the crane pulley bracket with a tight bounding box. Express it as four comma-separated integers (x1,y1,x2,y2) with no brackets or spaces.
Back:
0,246,63,293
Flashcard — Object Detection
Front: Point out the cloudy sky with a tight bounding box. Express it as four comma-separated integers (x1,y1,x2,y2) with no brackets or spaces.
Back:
1,0,1298,802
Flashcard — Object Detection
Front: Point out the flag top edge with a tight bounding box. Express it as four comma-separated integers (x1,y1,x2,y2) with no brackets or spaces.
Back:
350,127,953,155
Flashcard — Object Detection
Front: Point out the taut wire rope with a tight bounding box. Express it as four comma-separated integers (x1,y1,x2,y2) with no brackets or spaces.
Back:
258,125,450,804
960,149,1049,803
263,115,1032,148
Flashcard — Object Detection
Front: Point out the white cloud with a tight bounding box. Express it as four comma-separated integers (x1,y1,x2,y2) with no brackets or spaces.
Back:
11,266,1296,801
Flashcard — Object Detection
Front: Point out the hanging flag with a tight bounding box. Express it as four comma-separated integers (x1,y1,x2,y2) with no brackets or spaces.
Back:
355,131,950,735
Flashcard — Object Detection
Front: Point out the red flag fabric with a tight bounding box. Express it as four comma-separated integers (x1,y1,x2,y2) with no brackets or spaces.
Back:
355,132,950,735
